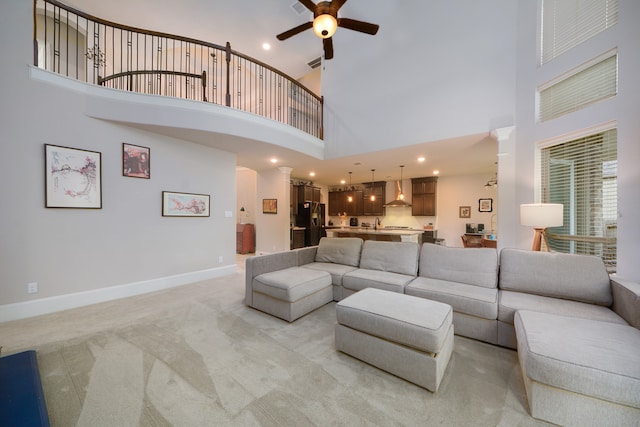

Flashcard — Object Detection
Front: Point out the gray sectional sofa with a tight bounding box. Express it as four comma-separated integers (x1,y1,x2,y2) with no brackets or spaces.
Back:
245,237,640,425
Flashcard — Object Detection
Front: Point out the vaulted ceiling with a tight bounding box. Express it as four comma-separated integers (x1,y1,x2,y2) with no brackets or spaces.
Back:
69,0,499,185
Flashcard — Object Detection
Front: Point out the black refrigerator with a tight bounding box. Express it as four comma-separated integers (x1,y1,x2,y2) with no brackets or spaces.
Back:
296,202,326,246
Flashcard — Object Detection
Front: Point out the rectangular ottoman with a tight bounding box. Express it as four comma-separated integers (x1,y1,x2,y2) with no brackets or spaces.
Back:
252,266,333,322
514,310,640,426
335,288,454,392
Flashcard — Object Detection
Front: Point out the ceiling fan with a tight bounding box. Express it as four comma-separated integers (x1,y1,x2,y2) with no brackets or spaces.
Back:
276,0,379,60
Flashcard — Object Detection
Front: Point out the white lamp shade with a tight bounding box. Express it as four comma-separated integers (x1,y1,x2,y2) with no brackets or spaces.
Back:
520,203,563,228
313,14,338,39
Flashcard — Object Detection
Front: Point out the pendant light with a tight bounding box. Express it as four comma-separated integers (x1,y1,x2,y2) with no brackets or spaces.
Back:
347,172,353,203
370,169,376,201
398,165,405,200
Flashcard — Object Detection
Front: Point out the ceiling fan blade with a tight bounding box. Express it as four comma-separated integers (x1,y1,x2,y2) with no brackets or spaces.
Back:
298,0,317,13
323,37,334,60
276,22,313,40
338,18,379,35
330,0,348,13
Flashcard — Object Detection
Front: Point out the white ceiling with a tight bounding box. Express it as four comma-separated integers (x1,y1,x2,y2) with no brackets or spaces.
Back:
71,0,498,186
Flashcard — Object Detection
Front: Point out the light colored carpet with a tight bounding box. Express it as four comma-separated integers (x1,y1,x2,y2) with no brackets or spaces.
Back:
0,256,551,426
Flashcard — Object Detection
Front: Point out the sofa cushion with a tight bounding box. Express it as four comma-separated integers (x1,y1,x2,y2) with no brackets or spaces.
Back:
343,269,415,294
419,244,498,289
515,310,640,409
499,248,612,306
406,277,498,320
498,290,627,325
315,237,363,267
301,262,358,286
358,240,420,276
253,267,331,302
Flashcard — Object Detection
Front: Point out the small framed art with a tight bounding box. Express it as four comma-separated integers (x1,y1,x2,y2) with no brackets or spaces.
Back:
459,206,471,218
263,198,277,214
479,198,493,213
123,143,150,179
162,191,210,217
45,144,102,209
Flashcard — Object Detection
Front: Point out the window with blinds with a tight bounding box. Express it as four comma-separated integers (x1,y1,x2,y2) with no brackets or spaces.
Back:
541,0,618,64
540,128,617,271
538,53,617,122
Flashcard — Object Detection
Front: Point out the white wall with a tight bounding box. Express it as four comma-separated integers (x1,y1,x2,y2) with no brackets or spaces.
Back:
256,168,291,254
321,0,517,158
236,168,257,224
514,0,640,281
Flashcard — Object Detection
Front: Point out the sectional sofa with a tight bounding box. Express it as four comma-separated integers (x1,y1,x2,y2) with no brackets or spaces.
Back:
245,237,640,426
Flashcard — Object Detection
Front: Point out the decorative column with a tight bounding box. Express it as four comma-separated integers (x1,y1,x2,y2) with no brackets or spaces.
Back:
490,126,515,251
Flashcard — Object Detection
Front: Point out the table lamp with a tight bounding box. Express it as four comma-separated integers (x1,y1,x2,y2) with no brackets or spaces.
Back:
520,203,563,251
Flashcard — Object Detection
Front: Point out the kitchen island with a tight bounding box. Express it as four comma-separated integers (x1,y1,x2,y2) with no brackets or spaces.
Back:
325,227,432,244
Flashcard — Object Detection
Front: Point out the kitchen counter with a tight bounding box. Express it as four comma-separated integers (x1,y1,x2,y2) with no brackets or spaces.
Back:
325,227,431,243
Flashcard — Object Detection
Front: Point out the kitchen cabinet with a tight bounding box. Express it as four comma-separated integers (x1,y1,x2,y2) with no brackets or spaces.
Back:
411,177,438,216
328,190,363,216
291,227,305,249
363,181,386,216
297,185,321,203
328,191,346,216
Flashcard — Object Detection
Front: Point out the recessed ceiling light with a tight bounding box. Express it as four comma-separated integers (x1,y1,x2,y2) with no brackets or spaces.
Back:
418,156,425,162
262,42,271,50
270,158,278,163
309,172,316,177
433,170,440,175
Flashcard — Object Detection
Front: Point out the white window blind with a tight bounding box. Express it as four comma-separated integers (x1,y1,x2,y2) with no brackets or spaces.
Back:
539,53,617,122
541,0,618,64
540,128,617,271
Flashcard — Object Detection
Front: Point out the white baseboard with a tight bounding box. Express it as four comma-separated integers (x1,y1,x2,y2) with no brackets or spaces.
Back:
0,265,236,323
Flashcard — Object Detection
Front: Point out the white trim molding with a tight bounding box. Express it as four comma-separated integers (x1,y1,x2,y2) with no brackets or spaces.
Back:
0,266,236,323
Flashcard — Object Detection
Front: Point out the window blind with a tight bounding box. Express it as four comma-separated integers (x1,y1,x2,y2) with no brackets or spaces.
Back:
541,0,618,64
540,128,617,270
538,54,617,122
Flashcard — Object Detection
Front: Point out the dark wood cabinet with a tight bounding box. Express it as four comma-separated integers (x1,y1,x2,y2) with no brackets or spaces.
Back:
297,185,321,203
363,182,386,216
291,228,305,249
346,190,363,216
329,190,363,216
411,177,438,216
328,191,346,216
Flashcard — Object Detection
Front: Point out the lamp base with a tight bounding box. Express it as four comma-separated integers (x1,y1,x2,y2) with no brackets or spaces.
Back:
531,227,548,251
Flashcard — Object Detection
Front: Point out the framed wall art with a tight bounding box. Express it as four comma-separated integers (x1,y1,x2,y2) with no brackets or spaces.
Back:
262,198,277,214
459,206,471,218
162,191,210,217
123,143,150,179
479,198,493,213
45,144,102,209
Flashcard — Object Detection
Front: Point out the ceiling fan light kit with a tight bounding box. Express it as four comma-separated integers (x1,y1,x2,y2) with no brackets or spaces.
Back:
313,14,337,38
277,0,379,60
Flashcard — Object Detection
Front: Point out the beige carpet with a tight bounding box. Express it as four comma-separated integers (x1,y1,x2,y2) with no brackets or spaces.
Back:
0,256,551,426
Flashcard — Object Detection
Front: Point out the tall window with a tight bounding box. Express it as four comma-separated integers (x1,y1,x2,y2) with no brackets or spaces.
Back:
540,129,617,271
541,0,618,64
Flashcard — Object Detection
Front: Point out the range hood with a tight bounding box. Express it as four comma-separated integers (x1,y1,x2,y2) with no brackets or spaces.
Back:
384,180,412,207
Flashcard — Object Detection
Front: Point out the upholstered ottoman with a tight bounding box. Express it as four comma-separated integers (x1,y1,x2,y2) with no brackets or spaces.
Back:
335,288,454,392
252,267,333,322
514,310,640,426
